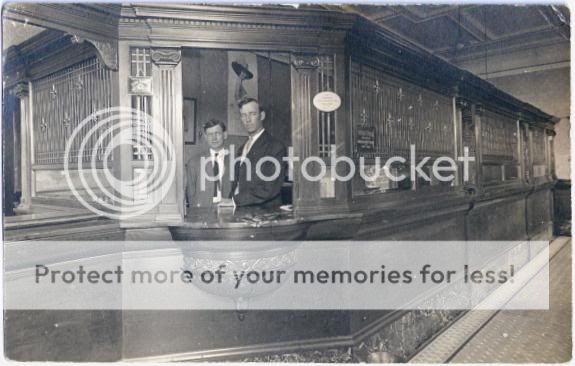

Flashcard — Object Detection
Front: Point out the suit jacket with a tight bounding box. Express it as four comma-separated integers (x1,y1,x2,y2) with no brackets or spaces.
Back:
231,130,287,208
185,150,232,209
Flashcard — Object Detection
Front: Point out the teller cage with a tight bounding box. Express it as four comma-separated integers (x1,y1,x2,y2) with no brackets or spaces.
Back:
2,3,561,362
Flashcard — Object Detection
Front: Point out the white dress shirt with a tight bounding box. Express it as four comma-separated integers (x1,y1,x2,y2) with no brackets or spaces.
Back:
210,148,228,203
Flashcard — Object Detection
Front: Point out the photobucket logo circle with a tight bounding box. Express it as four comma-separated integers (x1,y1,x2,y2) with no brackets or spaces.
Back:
64,107,176,220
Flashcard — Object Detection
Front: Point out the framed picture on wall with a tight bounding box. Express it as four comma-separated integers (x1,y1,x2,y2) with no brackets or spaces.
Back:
183,97,197,144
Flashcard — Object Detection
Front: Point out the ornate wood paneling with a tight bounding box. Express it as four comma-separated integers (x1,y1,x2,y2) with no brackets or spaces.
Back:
531,127,548,178
479,110,520,183
531,127,547,164
32,57,113,166
480,110,518,163
460,102,477,185
350,62,454,160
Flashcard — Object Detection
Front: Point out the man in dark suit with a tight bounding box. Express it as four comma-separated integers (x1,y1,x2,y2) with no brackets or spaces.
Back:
231,98,287,208
185,119,233,209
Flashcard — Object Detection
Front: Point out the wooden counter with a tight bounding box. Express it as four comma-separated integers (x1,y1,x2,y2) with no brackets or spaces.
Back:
169,207,364,241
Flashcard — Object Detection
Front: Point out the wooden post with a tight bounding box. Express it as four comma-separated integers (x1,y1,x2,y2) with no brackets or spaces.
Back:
151,48,184,222
473,104,483,187
13,82,32,212
291,54,320,215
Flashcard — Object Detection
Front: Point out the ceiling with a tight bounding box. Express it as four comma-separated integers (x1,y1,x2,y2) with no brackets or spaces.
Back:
317,5,570,63
3,4,570,63
2,20,45,50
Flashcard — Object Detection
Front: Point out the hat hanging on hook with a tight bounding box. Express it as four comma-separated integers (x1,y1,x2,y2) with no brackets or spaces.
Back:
232,56,254,80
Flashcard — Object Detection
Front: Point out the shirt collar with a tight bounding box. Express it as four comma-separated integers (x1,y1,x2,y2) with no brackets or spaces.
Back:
210,148,229,157
249,128,265,143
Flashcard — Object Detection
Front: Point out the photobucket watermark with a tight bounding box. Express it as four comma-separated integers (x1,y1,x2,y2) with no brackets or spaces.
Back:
64,107,176,219
200,145,475,190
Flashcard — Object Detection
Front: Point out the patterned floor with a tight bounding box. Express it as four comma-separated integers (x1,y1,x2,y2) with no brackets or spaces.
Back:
450,240,572,363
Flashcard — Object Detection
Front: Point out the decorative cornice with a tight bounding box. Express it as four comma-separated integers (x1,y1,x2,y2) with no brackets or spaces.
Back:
121,17,334,31
126,4,356,30
455,97,471,109
11,83,29,98
474,104,484,116
3,3,118,41
151,48,182,66
71,35,118,70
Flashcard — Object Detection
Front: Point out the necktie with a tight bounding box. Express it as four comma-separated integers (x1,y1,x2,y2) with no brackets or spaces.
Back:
242,137,254,163
213,153,220,198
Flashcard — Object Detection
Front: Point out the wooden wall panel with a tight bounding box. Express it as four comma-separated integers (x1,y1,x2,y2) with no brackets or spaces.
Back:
466,197,527,240
356,213,466,241
526,188,553,239
31,57,113,167
122,310,350,359
350,62,454,160
5,310,122,362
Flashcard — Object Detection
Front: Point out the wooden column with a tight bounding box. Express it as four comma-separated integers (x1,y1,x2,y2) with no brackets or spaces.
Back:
518,121,527,184
151,48,184,222
3,94,16,216
473,104,483,188
332,51,351,209
527,126,534,184
291,54,320,215
546,129,557,180
453,98,464,187
13,83,32,212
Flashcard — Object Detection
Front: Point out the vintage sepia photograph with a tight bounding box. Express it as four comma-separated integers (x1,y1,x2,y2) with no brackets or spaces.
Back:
1,3,571,363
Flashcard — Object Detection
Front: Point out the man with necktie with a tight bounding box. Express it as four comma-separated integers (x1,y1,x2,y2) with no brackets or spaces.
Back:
231,98,287,208
185,119,233,209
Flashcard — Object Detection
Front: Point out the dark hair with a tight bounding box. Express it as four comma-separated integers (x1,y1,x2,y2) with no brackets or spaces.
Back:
238,97,264,113
202,118,227,132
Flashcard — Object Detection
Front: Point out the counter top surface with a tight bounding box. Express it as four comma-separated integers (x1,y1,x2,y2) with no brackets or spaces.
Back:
172,207,362,229
178,207,298,229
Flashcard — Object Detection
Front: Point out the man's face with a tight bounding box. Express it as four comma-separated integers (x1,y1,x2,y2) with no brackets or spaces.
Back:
204,125,227,150
240,101,264,136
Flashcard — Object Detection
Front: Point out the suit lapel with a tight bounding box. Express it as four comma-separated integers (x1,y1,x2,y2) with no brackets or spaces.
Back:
222,153,231,196
246,131,268,161
192,152,214,207
232,132,269,196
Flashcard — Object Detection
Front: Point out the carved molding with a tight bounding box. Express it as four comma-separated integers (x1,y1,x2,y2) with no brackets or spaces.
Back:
123,17,311,31
151,48,182,66
11,82,29,98
474,104,485,116
455,97,470,109
292,55,320,70
70,35,118,70
241,347,353,362
546,129,557,137
122,7,355,31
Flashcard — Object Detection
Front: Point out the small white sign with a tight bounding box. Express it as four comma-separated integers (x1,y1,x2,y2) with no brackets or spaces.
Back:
128,77,153,95
313,91,341,112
